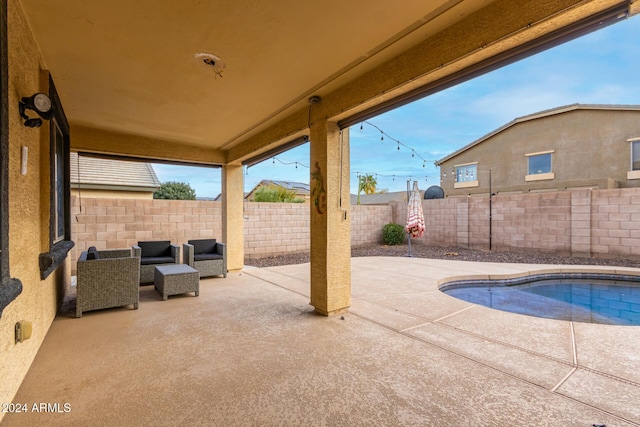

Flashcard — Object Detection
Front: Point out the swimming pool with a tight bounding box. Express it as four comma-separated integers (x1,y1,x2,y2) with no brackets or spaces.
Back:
441,273,640,325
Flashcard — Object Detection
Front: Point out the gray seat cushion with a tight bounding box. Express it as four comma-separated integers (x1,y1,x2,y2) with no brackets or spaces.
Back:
140,256,175,265
194,253,223,262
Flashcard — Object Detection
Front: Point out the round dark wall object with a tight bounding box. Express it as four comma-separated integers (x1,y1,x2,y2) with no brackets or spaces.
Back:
424,185,445,199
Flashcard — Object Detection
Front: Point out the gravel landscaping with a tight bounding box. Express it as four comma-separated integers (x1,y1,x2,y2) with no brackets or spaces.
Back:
245,243,640,269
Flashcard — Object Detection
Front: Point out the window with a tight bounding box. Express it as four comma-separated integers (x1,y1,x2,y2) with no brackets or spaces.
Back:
525,151,554,182
453,163,478,189
528,153,552,174
632,140,640,170
455,164,477,182
48,79,71,246
628,138,640,180
38,77,74,280
52,118,66,242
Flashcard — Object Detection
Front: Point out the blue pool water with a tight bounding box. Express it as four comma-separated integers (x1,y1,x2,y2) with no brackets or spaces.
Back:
443,276,640,325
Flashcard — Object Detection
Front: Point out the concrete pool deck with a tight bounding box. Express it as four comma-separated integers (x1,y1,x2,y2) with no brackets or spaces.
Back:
4,257,640,426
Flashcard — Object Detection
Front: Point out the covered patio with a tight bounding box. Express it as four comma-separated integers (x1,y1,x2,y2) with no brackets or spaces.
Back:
8,0,639,316
5,258,640,426
3,1,640,422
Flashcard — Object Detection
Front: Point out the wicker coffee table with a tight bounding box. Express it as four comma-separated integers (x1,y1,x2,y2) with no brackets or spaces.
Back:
154,264,200,300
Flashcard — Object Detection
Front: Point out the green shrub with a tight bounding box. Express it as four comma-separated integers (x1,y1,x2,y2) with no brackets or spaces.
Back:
153,181,196,200
253,184,304,203
382,223,405,245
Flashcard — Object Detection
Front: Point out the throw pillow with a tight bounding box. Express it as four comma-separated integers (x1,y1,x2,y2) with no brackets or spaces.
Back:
87,246,100,260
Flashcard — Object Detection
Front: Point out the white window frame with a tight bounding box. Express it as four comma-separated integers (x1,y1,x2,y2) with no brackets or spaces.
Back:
525,150,554,182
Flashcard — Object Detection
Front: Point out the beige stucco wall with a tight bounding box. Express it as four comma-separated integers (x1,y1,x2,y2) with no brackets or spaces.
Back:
440,109,640,197
71,124,225,165
0,2,68,420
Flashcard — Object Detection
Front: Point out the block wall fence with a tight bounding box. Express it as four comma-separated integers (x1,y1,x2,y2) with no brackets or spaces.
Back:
70,197,392,272
71,187,640,272
391,187,640,258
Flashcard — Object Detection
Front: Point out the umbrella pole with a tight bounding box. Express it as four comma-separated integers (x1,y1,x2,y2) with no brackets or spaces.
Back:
406,179,412,257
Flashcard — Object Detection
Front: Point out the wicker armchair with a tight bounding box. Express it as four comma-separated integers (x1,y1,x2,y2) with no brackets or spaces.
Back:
183,239,227,278
132,240,180,284
76,248,140,318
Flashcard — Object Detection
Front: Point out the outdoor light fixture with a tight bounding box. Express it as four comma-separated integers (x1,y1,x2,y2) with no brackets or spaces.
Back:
19,93,53,127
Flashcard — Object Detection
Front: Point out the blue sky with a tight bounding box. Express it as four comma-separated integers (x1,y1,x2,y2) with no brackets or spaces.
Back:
153,14,640,198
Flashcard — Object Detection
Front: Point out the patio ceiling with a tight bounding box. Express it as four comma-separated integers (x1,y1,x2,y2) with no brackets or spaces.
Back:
19,0,634,164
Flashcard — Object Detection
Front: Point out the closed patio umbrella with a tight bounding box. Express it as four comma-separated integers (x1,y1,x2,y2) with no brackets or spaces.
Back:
405,181,425,256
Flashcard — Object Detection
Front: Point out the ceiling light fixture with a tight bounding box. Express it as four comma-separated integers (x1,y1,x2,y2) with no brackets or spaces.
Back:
195,53,226,78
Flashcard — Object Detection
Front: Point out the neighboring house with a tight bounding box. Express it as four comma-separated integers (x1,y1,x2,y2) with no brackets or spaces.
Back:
246,180,310,202
435,104,640,197
71,153,161,199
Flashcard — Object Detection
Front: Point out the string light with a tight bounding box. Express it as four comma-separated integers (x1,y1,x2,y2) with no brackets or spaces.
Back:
355,171,429,183
247,120,443,190
269,157,309,169
360,121,435,167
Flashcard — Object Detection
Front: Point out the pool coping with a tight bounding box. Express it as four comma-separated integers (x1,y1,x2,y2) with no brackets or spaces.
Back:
439,270,640,291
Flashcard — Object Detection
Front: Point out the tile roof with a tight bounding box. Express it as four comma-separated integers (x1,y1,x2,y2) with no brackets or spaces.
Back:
70,153,161,191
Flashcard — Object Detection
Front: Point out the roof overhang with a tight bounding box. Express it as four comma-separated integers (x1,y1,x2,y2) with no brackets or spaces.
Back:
17,0,636,166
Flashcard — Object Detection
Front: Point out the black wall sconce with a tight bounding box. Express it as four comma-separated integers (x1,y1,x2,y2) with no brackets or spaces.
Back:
19,93,53,128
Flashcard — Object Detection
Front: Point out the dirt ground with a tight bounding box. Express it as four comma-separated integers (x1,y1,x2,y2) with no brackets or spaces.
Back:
245,243,640,269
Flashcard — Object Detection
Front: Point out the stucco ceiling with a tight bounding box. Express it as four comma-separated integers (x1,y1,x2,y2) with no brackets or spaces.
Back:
19,0,493,151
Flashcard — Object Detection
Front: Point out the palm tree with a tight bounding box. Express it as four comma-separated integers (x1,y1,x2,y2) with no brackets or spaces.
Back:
356,174,377,205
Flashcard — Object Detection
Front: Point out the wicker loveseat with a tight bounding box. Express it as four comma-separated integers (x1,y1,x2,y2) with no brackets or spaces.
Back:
183,239,227,278
132,240,181,284
76,247,140,318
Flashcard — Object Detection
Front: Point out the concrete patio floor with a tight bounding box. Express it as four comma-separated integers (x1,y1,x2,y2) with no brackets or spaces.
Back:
4,257,640,426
